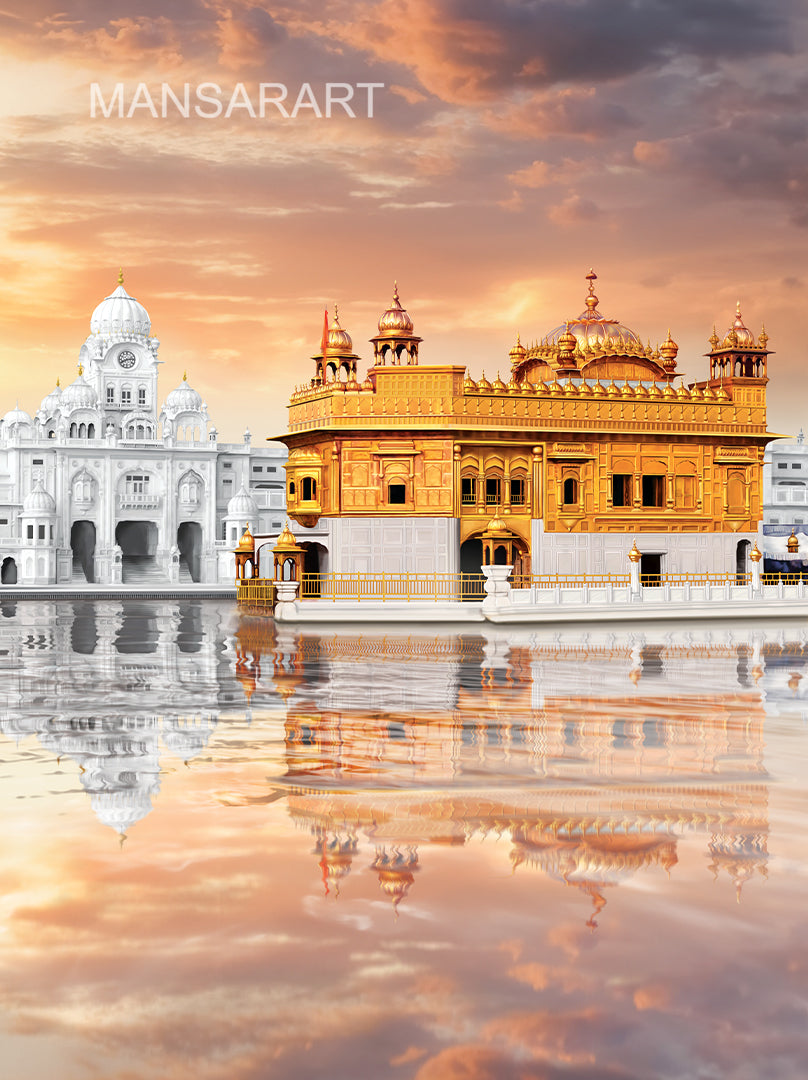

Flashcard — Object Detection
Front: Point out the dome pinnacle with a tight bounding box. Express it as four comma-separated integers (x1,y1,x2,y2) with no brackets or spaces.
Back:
118,267,124,286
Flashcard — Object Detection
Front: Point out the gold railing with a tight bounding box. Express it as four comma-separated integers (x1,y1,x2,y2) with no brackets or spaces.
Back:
514,573,631,589
301,572,486,602
639,572,753,587
237,579,276,609
761,573,807,585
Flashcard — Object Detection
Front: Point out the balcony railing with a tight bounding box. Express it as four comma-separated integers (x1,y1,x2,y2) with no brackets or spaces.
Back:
118,493,161,509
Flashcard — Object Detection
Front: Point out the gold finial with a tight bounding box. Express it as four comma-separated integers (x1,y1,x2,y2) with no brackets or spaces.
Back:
628,538,641,563
118,267,124,286
56,377,60,387
393,280,399,303
334,302,339,324
77,363,83,376
750,543,762,563
736,299,742,317
517,332,521,346
585,268,598,310
182,370,187,381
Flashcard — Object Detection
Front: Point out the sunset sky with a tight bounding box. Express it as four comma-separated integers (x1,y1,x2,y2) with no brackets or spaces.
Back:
1,1,807,439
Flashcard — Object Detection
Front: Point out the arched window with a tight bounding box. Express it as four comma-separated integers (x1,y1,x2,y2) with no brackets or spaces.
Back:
78,422,86,438
461,475,477,505
485,475,501,505
510,475,526,506
87,423,95,439
388,482,406,505
302,476,316,500
288,481,296,496
563,477,578,505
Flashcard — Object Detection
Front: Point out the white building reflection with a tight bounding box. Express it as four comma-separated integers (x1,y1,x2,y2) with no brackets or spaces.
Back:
0,599,246,837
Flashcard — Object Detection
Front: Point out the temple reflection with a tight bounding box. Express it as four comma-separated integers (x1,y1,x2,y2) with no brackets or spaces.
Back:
235,618,791,923
2,603,807,925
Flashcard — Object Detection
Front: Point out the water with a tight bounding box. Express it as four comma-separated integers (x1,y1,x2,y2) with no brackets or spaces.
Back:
1,600,808,1079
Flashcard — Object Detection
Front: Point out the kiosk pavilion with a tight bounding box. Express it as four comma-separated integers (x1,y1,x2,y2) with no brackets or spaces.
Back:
275,272,774,581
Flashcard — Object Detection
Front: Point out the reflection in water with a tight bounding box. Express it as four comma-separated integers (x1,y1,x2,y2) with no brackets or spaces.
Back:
1,604,808,1079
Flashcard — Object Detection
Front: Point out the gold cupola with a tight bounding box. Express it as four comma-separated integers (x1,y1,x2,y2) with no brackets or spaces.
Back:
659,329,678,375
313,305,361,386
370,282,422,366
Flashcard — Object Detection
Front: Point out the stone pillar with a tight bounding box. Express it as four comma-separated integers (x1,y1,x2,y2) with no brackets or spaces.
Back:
628,538,641,597
481,564,512,615
274,579,300,621
750,542,762,594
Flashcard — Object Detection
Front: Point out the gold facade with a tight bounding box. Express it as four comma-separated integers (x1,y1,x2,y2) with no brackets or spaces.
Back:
279,274,775,558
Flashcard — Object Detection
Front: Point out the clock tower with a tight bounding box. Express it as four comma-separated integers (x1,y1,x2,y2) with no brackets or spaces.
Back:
79,269,161,438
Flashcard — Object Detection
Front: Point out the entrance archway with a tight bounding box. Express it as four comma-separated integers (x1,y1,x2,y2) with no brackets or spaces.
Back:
300,541,328,598
116,521,160,584
1,557,17,584
460,537,483,576
71,521,96,583
736,539,751,583
177,521,203,583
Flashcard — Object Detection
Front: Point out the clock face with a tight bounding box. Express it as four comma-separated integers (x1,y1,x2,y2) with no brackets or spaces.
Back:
118,350,136,370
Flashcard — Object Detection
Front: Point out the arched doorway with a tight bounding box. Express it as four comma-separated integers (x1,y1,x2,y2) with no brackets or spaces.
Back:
116,521,160,584
1,557,17,585
300,542,328,597
177,521,203,583
460,537,484,576
70,521,96,583
736,539,751,583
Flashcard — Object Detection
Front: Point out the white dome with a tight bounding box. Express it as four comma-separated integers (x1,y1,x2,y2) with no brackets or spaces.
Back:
38,382,62,416
23,480,56,514
90,789,154,834
61,372,98,410
163,375,203,413
227,484,258,519
90,280,151,337
2,405,33,428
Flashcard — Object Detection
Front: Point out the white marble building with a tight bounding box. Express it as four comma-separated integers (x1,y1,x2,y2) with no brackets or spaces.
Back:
763,431,808,529
0,274,287,585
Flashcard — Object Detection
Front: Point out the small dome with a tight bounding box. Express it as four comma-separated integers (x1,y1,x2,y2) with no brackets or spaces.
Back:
325,307,353,353
227,484,258,519
39,380,62,416
288,446,322,463
61,370,98,410
509,334,527,362
378,283,414,334
723,302,755,348
2,405,33,428
163,373,203,413
23,480,56,514
236,525,255,551
90,271,151,337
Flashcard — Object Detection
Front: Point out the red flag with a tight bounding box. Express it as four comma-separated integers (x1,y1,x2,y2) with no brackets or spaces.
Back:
321,307,329,354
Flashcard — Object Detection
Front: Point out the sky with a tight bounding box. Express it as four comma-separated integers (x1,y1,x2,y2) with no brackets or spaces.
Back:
1,1,807,440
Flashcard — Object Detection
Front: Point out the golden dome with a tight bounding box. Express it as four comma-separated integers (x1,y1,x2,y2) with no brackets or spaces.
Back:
564,377,578,395
274,521,302,552
659,329,678,369
377,282,414,334
758,325,769,348
288,446,322,463
325,305,353,353
606,380,619,397
491,371,507,391
716,384,730,401
542,270,643,352
463,371,477,392
236,525,254,551
662,382,676,398
690,383,704,400
647,382,662,398
676,381,690,399
477,371,492,390
592,380,606,397
484,511,508,533
634,382,648,398
787,530,799,553
702,384,716,400
509,333,527,363
722,302,755,348
628,539,641,563
620,379,633,397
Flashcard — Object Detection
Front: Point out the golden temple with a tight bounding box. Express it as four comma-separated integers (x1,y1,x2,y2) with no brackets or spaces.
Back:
275,272,775,578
